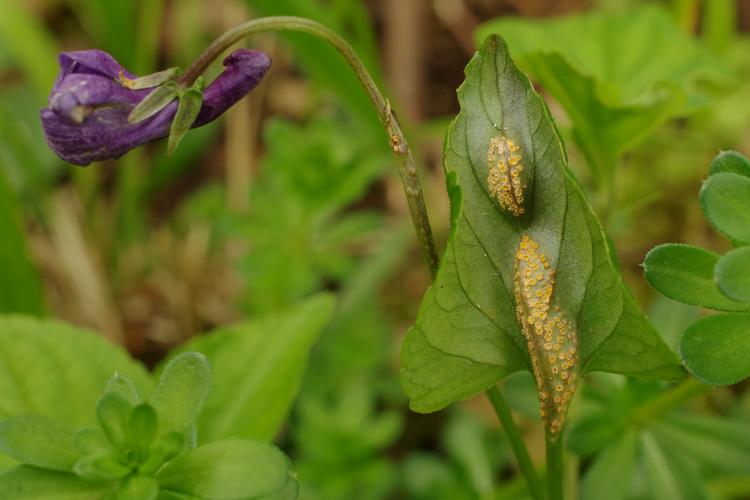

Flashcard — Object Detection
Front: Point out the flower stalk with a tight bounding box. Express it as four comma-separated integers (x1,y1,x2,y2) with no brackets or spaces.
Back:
179,16,439,278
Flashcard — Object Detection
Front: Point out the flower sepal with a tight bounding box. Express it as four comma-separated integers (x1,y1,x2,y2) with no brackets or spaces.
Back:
118,66,181,90
168,77,206,155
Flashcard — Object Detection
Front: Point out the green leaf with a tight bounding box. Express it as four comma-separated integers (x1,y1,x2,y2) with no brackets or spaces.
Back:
400,35,682,414
167,87,203,155
96,393,133,451
680,312,750,384
138,432,184,475
127,404,158,454
118,474,158,500
73,427,110,456
474,5,731,175
128,82,179,124
580,432,636,500
653,414,750,474
643,244,748,311
156,439,293,499
442,412,495,497
0,465,113,499
709,150,750,177
641,432,709,500
0,315,151,464
165,294,335,442
73,452,130,481
700,172,750,245
715,247,750,303
103,372,143,406
149,352,211,436
0,416,80,471
568,413,625,457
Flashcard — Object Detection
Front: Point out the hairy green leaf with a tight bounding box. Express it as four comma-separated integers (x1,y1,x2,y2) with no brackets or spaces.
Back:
680,313,750,384
127,404,158,454
149,352,211,436
166,294,335,442
475,5,731,175
709,150,750,177
0,416,79,471
715,247,750,303
643,244,748,311
156,439,293,499
400,35,682,414
700,172,750,245
96,392,132,450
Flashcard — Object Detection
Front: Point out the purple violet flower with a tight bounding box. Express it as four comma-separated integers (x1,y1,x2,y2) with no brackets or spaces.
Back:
40,49,271,165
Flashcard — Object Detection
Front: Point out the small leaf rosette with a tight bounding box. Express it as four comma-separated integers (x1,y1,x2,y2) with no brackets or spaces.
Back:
40,49,271,165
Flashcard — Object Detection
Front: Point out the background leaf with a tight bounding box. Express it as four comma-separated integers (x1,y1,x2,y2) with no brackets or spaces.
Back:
641,432,709,500
580,432,636,500
680,313,750,384
475,5,731,175
0,465,112,499
157,438,293,499
400,35,681,413
643,244,748,311
0,416,80,471
165,294,336,442
0,316,151,466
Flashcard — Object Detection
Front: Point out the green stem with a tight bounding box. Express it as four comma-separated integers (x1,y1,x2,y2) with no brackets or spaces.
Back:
487,385,545,500
629,377,708,426
545,429,564,500
179,16,439,278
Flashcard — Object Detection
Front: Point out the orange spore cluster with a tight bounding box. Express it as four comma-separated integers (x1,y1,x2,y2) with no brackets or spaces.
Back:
487,136,525,217
514,234,578,435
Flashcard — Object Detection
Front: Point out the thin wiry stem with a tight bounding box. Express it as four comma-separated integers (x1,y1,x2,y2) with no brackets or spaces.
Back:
180,16,439,277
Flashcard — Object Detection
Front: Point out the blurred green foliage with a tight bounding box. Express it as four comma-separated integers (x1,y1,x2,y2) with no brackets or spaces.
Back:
0,0,749,498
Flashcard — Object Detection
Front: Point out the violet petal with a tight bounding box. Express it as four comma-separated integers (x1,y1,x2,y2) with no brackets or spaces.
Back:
41,48,271,165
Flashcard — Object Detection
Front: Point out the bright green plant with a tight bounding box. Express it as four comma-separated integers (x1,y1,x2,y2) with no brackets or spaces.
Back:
0,351,297,498
645,150,750,385
0,295,334,497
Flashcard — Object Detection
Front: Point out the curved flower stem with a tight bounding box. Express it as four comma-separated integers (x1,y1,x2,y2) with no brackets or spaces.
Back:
546,429,564,500
487,385,545,500
180,16,439,278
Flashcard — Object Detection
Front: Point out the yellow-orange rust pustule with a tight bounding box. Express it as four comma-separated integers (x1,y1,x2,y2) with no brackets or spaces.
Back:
514,235,579,435
487,135,524,216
